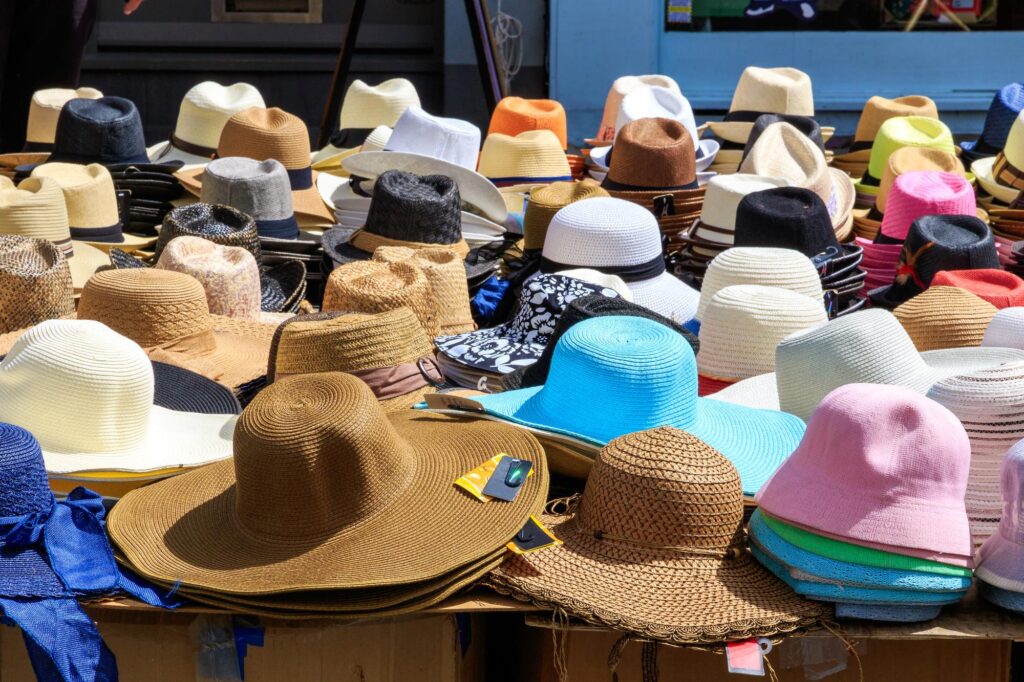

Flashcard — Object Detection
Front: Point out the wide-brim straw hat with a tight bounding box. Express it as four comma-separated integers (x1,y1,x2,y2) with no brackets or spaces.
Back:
108,372,548,594
488,427,825,644
893,286,998,352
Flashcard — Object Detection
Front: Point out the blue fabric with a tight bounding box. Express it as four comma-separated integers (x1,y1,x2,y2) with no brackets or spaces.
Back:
833,602,944,623
961,83,1024,153
233,624,265,681
471,277,511,325
682,317,700,336
979,581,1024,614
256,216,300,240
285,166,313,191
748,511,972,593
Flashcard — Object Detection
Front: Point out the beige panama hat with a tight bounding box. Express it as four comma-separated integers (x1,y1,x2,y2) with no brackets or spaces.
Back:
707,67,828,145
477,130,572,186
696,247,824,321
679,174,789,260
312,78,420,166
23,87,103,151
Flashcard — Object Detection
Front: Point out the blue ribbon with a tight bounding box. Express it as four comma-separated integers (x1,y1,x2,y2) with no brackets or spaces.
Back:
69,224,125,244
256,216,300,240
285,166,313,191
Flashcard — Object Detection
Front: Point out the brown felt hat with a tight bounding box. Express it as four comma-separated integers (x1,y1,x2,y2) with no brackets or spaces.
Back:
488,426,826,645
322,260,440,338
602,118,701,195
107,371,549,594
893,286,998,352
0,235,75,334
522,179,608,251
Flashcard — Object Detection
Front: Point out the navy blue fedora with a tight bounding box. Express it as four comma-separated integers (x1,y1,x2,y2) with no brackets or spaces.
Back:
961,83,1024,163
49,96,151,166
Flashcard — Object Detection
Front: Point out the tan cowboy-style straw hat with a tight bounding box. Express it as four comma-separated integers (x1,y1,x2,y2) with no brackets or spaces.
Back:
371,246,475,336
30,162,156,252
893,286,998,352
488,426,825,644
696,247,824,322
521,179,608,251
0,235,74,336
0,176,109,291
322,260,440,339
176,107,334,224
707,67,828,145
477,130,572,186
24,87,103,150
832,95,939,178
76,269,276,391
107,371,549,594
266,308,444,411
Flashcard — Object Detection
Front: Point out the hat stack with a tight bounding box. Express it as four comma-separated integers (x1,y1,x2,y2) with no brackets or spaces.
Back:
586,74,682,145
976,110,1024,211
832,95,939,179
962,83,1024,165
486,97,582,179
855,116,956,209
893,286,998,352
520,179,608,253
751,383,974,622
976,440,1024,613
108,371,549,619
987,200,1024,267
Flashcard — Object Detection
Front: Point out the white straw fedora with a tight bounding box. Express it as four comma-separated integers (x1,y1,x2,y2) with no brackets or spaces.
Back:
147,82,266,166
696,247,824,321
684,174,789,258
24,87,103,151
709,308,1024,420
0,320,237,474
312,78,420,165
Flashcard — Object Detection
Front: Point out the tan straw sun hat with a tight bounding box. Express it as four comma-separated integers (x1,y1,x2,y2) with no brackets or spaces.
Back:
0,235,75,335
76,269,275,391
371,246,474,335
521,179,608,251
488,426,825,645
107,371,549,594
322,260,439,338
696,247,824,321
23,87,103,151
893,286,998,352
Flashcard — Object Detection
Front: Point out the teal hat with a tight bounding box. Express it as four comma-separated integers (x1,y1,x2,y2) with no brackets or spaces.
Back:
472,315,805,495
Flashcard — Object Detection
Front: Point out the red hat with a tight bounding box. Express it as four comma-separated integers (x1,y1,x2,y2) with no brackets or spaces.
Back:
932,269,1024,309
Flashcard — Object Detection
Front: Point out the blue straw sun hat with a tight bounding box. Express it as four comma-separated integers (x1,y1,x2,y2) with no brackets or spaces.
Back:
472,315,805,495
833,603,946,622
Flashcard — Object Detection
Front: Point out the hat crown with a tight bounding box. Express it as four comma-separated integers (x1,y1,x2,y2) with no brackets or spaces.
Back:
734,186,837,257
606,118,697,189
322,260,437,338
877,147,964,213
932,269,1024,307
615,85,698,142
340,78,420,129
892,286,997,352
699,173,789,230
983,307,1024,349
176,81,266,150
363,170,462,244
478,130,571,181
576,427,743,550
31,163,120,230
218,107,312,169
0,177,71,243
1003,110,1024,166
522,180,608,251
854,95,938,143
0,424,52,517
157,203,261,263
78,269,214,347
155,236,262,320
880,170,975,241
53,96,147,164
697,247,823,321
232,372,416,540
201,157,294,222
0,236,74,332
739,123,829,206
0,320,155,454
385,106,481,170
543,197,662,267
489,97,568,149
26,87,103,146
999,439,1024,544
869,116,955,179
928,361,1024,457
596,75,681,139
729,67,814,116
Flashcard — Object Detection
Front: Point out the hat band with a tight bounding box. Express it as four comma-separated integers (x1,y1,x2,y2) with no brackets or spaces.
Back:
847,140,874,153
286,166,314,191
994,153,1024,192
70,222,124,244
170,133,217,160
21,140,53,153
256,216,300,241
338,355,444,401
489,175,574,188
587,527,744,560
349,228,470,258
540,253,665,283
328,127,377,150
602,175,699,193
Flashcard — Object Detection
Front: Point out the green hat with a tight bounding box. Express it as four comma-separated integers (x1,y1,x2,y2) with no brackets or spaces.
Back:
855,116,956,193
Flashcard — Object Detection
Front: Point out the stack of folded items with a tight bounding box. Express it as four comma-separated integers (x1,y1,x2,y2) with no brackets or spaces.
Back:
987,204,1024,267
976,440,1024,613
751,383,975,622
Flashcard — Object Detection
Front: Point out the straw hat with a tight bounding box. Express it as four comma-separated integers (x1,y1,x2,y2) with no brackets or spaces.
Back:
312,79,420,165
0,319,237,474
489,97,568,149
697,285,827,384
489,427,824,644
977,440,1024,591
147,82,265,166
0,176,109,291
371,246,474,335
962,83,1024,163
893,286,998,351
266,309,444,411
974,110,1024,205
322,260,438,337
31,162,155,251
874,171,977,244
77,269,276,390
832,95,938,176
709,308,1024,420
23,87,103,151
107,371,548,593
706,67,817,145
477,130,572,187
0,236,74,334
983,307,1024,350
857,116,956,192
589,74,681,144
679,174,789,260
49,96,150,166
176,107,334,223
756,382,972,558
602,118,701,194
932,269,1024,309
521,180,608,251
697,247,823,322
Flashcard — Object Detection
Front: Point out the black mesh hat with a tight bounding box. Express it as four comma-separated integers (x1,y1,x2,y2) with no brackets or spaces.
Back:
738,113,825,164
869,214,1001,309
500,293,700,390
49,97,151,166
733,187,841,259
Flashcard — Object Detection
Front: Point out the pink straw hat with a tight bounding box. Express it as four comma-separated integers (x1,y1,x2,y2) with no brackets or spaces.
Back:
755,382,972,558
877,171,976,244
977,440,1024,591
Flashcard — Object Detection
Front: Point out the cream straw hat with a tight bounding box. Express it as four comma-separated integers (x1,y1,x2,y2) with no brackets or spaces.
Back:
983,307,1024,350
24,87,102,150
312,78,420,165
696,247,823,321
697,284,827,383
477,130,572,186
707,67,820,145
0,319,237,474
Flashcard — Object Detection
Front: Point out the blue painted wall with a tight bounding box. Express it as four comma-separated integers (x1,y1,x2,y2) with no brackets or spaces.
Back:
550,0,1024,146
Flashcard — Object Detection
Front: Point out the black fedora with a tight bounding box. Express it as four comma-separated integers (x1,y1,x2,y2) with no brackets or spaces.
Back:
738,113,825,164
869,214,1001,309
49,97,151,166
733,187,840,258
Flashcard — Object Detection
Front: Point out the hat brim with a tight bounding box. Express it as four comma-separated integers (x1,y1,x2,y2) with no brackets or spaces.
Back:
707,121,835,146
588,139,720,174
146,140,212,168
261,260,307,314
81,232,157,254
828,167,856,234
175,166,336,224
972,156,1022,205
152,361,241,415
67,241,112,293
489,511,824,645
341,150,508,225
107,410,547,593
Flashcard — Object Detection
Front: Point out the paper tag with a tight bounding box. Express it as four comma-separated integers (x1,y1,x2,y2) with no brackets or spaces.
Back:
507,516,561,554
481,457,533,501
725,638,772,676
425,393,486,413
455,454,534,502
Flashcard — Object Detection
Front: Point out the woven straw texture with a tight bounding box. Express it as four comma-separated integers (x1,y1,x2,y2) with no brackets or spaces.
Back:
338,78,419,130
865,116,956,184
154,203,262,263
728,67,814,117
173,82,266,150
522,179,608,251
199,157,294,223
872,147,965,216
489,97,567,149
372,246,473,335
322,260,438,338
30,162,120,230
932,269,1024,309
894,286,997,352
852,96,939,144
879,171,976,242
489,426,825,645
155,236,263,321
108,371,548,593
477,130,571,182
697,248,823,321
0,176,72,244
983,307,1024,349
604,118,697,190
217,107,311,170
358,170,466,251
0,236,74,333
25,87,103,145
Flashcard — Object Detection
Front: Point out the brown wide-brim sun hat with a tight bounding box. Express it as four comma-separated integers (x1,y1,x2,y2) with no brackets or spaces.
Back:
175,166,335,225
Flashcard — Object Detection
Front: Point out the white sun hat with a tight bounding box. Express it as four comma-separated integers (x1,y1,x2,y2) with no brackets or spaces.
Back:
709,308,1024,420
0,319,237,475
539,196,699,323
982,307,1024,350
696,247,823,321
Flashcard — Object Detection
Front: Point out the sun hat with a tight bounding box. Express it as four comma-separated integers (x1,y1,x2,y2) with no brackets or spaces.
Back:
832,95,939,177
983,307,1024,349
588,74,681,144
858,116,956,192
313,78,420,165
0,236,74,333
0,319,237,474
601,118,701,193
175,107,334,224
30,162,155,251
322,259,439,337
469,316,805,495
695,247,823,321
501,293,699,391
869,215,1000,309
371,246,475,335
147,82,265,166
678,174,789,259
932,269,1024,309
342,106,507,225
962,83,1024,163
108,370,548,593
266,309,444,411
539,197,699,323
47,96,150,166
756,382,972,557
706,67,817,145
977,440,1024,591
77,269,275,391
893,286,998,352
521,180,608,251
874,171,977,245
488,426,825,643
0,176,110,290
709,308,1024,419
477,130,572,187
488,97,567,149
22,87,103,151
436,273,621,375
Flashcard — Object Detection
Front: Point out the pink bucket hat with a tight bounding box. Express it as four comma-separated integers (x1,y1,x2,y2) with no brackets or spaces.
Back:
755,382,972,558
876,171,976,244
977,439,1024,591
